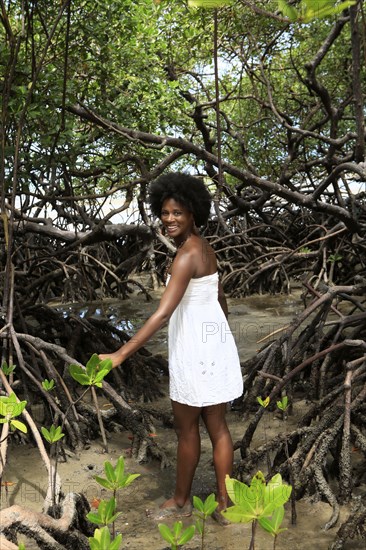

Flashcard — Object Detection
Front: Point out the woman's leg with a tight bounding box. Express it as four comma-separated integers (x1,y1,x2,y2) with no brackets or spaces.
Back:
201,403,233,511
161,400,202,509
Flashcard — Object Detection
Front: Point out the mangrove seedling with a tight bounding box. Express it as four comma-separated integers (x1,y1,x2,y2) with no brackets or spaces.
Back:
0,392,27,435
276,395,297,525
41,424,65,445
87,496,122,527
222,471,292,550
256,395,271,475
69,354,113,452
89,526,122,550
1,360,16,377
92,455,140,538
276,395,288,415
41,424,65,508
94,455,140,499
0,391,27,506
193,493,218,550
69,354,112,388
259,505,288,550
42,379,55,391
158,520,196,550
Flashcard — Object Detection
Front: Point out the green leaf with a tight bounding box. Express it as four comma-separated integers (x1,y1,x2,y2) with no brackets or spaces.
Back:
301,0,356,22
262,475,292,516
110,533,123,550
178,524,196,544
86,512,102,525
105,461,117,483
11,402,27,416
42,379,55,391
158,523,175,544
188,0,233,8
107,512,122,525
193,495,205,513
94,476,113,490
0,394,27,420
10,419,28,433
172,520,183,538
195,518,203,534
123,473,140,487
276,395,288,411
114,456,125,482
0,403,8,417
98,358,113,372
278,0,298,21
259,505,287,536
1,361,16,376
95,500,108,524
86,353,101,377
257,396,270,408
93,371,109,385
110,534,123,550
69,365,90,386
100,525,111,547
225,475,237,504
205,493,217,507
106,496,117,520
221,504,256,523
89,497,121,526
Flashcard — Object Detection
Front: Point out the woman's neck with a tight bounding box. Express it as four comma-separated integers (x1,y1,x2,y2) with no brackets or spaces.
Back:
174,231,192,249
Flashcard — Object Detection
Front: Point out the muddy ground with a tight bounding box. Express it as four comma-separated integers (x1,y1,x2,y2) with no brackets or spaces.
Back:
1,289,365,549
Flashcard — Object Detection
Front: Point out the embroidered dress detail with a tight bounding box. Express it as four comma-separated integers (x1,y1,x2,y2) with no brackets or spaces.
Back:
167,272,243,406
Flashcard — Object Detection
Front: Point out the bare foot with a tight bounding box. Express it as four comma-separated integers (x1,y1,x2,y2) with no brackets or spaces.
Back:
146,498,192,521
159,498,190,510
211,508,230,526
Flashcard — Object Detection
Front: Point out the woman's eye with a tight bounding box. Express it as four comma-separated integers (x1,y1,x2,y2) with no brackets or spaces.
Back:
161,211,182,216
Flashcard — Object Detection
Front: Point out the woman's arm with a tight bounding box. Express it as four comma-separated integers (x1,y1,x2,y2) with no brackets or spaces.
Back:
99,250,196,368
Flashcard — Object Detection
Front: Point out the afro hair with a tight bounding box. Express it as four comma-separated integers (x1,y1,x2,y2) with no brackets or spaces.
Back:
148,172,212,227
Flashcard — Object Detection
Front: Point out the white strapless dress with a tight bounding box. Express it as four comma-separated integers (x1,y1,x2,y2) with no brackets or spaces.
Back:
167,272,243,406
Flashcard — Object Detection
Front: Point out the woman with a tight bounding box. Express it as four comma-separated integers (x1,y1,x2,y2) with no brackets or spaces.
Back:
99,172,243,522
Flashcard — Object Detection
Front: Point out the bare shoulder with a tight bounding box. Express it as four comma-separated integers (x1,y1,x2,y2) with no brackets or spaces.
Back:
182,234,211,256
184,235,217,275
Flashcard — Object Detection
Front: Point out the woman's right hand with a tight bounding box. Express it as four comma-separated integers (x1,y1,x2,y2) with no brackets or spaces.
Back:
98,352,124,369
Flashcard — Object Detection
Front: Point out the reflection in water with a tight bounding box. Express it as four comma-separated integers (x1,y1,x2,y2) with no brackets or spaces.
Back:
56,301,144,337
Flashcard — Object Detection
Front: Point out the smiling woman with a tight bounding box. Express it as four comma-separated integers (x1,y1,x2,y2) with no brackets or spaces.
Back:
99,171,243,524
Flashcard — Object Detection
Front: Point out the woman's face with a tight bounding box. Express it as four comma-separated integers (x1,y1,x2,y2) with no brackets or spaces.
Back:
160,198,194,241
